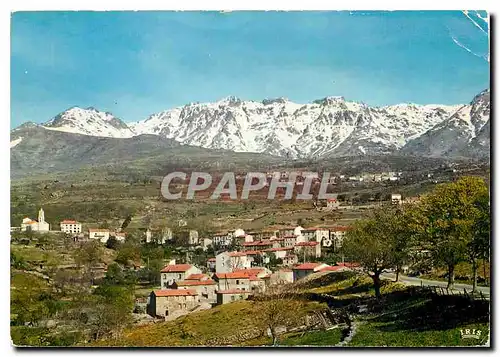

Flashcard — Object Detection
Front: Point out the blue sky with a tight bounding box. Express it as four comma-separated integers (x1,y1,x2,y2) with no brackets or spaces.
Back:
11,11,489,127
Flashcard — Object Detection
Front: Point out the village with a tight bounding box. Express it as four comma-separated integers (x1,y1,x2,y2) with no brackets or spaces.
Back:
11,193,413,323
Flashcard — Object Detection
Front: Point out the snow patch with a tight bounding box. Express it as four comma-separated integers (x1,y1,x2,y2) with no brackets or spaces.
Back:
10,137,22,148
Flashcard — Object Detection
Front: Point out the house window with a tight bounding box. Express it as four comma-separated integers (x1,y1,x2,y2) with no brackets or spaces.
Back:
231,295,235,301
236,280,240,285
179,274,182,280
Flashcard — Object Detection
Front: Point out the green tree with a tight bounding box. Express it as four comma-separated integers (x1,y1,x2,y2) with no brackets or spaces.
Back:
469,190,490,292
417,176,489,289
342,208,399,298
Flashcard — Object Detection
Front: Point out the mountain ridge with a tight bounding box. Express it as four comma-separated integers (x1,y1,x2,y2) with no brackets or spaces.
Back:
11,90,490,159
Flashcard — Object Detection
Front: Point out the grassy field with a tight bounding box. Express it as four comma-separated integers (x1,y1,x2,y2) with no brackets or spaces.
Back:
91,299,328,347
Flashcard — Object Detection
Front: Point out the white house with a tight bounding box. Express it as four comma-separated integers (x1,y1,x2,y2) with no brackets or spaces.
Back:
188,230,199,245
215,251,251,273
329,226,352,251
301,228,329,244
89,229,110,243
160,263,202,288
21,208,50,232
60,220,82,234
212,232,233,248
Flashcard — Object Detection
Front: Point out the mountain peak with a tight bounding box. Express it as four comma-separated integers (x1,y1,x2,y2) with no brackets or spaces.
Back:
42,106,134,138
262,97,289,105
313,96,346,105
219,96,242,105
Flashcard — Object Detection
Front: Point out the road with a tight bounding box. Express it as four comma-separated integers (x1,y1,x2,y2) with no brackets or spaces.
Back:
380,272,490,298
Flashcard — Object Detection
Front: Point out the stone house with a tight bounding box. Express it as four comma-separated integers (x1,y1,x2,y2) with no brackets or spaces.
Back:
328,226,352,251
147,289,199,318
60,220,82,234
301,227,330,244
282,253,298,267
213,272,251,292
88,228,110,243
206,258,216,272
269,268,294,285
160,264,202,288
294,241,321,259
216,289,252,305
173,280,217,304
263,247,294,261
278,227,295,238
292,262,330,282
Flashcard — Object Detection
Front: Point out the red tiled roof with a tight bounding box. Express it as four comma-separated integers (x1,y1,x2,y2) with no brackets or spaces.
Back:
233,268,266,276
216,289,252,295
249,276,261,281
161,264,193,273
295,241,319,247
243,250,262,255
61,220,78,224
214,272,251,279
228,252,247,257
176,280,215,286
318,266,345,272
242,241,272,247
185,273,208,280
153,289,197,297
263,247,294,252
293,262,322,270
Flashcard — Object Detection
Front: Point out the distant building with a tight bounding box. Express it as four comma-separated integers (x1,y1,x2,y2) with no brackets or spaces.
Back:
206,258,216,271
145,229,152,243
60,220,82,234
212,232,233,248
21,208,50,232
391,194,402,205
88,228,110,243
326,198,340,210
188,230,199,245
328,226,352,251
282,254,298,267
114,232,126,242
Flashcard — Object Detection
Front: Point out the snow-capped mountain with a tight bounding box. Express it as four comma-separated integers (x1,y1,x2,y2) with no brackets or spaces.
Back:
129,96,464,158
15,90,489,159
43,107,135,138
401,89,490,158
